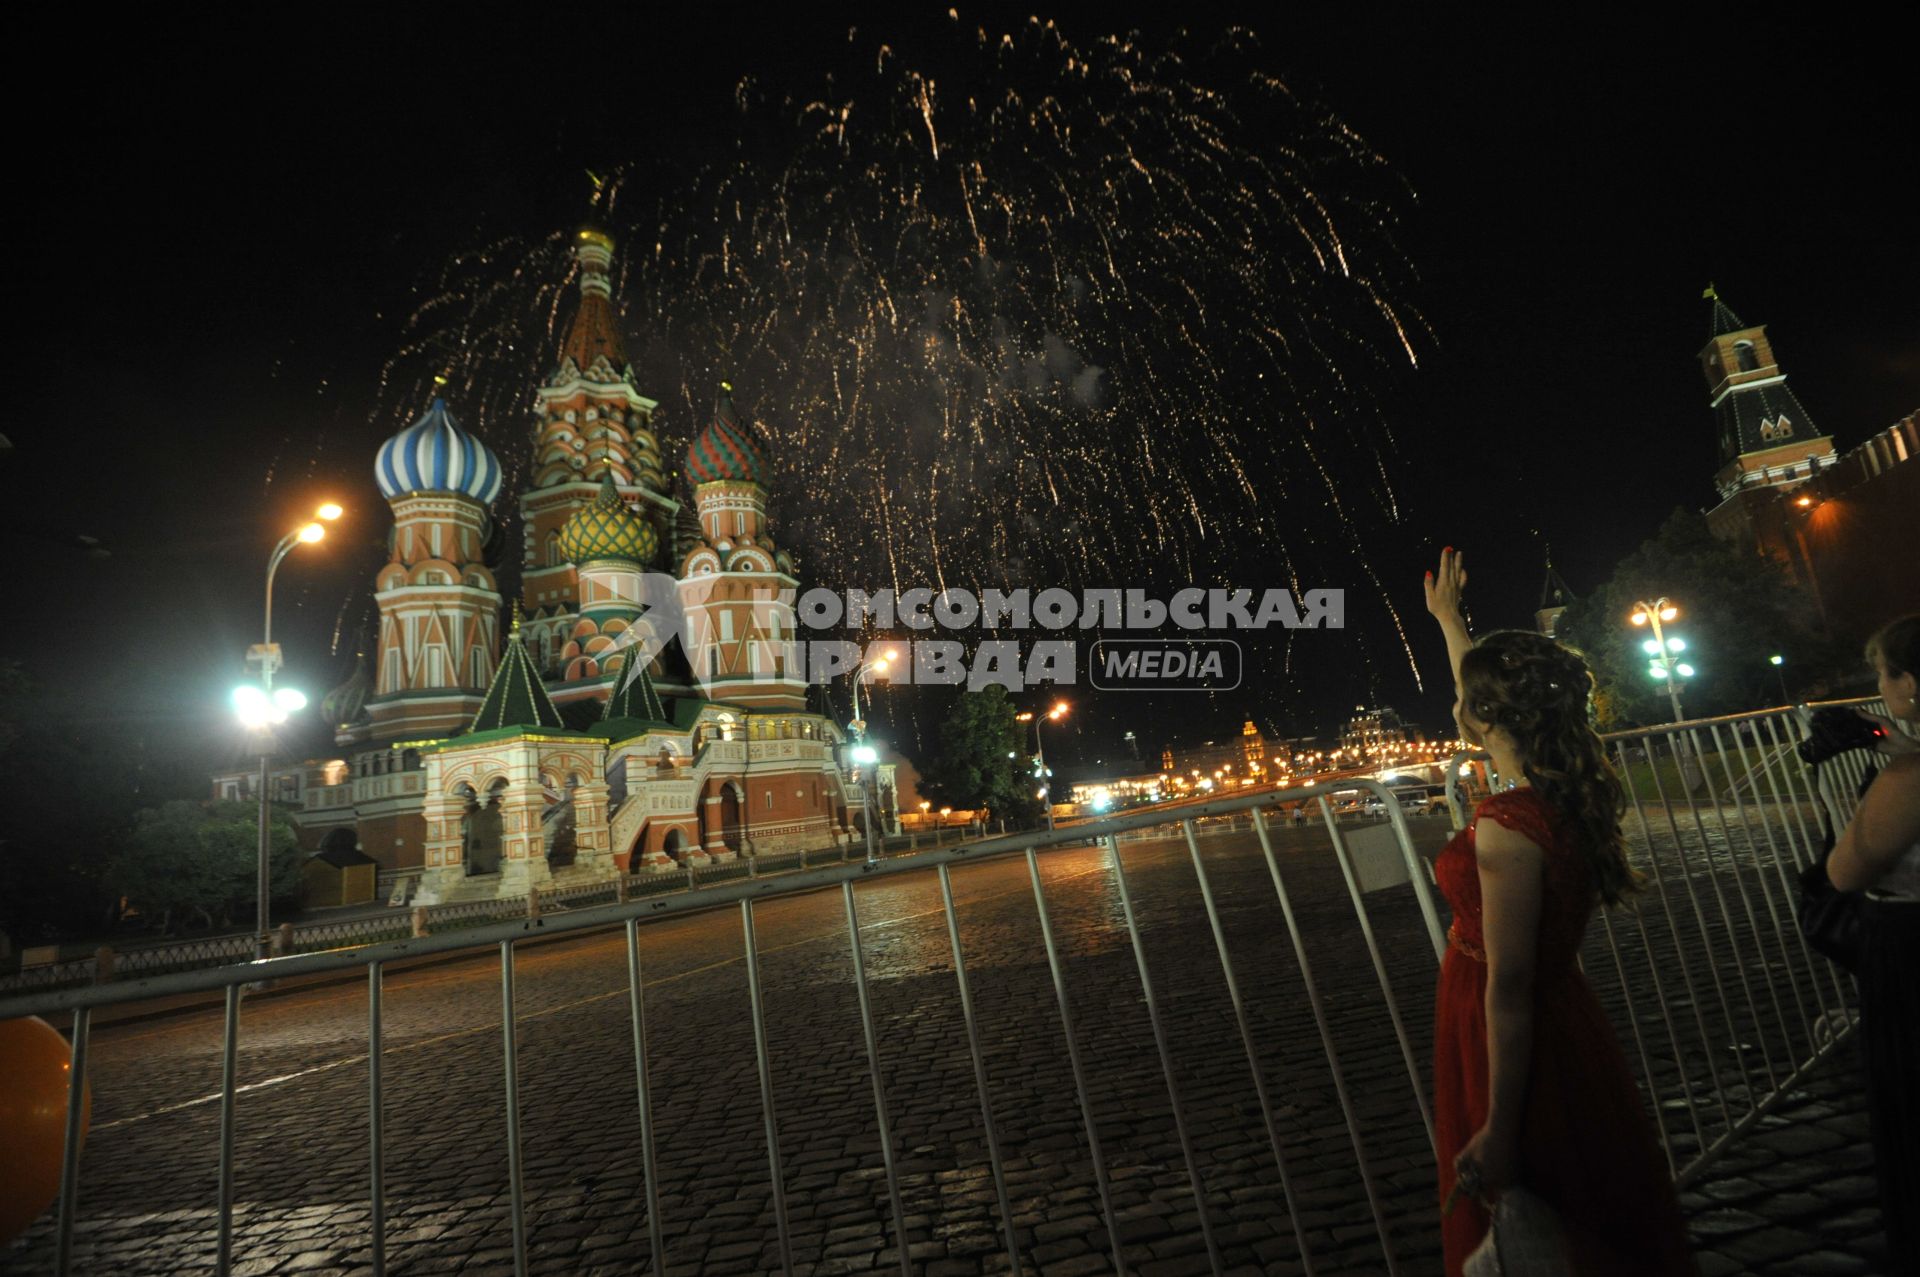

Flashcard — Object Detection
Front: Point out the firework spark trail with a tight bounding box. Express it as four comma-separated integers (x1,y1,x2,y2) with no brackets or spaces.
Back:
355,14,1431,698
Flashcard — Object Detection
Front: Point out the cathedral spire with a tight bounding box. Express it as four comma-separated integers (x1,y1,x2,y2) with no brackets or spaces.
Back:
556,226,629,377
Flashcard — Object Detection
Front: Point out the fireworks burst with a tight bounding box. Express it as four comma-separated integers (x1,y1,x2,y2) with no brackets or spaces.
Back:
364,14,1431,688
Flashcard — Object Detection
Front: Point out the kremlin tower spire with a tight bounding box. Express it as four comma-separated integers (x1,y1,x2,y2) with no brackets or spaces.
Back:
1697,286,1835,506
521,227,674,692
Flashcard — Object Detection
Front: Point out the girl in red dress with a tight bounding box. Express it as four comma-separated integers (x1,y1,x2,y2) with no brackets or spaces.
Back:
1425,549,1697,1276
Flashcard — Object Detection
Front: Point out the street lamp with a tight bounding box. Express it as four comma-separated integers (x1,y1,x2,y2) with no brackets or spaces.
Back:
842,649,897,863
1017,701,1069,831
1769,654,1791,705
240,502,341,962
1629,598,1693,723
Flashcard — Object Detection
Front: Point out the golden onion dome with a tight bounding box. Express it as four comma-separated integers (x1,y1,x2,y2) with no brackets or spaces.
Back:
559,472,658,565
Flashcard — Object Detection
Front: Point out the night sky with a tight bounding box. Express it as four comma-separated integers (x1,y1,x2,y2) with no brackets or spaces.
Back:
6,9,1913,784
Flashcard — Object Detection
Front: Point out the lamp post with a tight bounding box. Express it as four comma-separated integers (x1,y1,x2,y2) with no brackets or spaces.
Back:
844,650,897,864
1631,598,1702,792
1017,701,1069,831
1770,654,1791,705
1629,599,1693,724
240,503,341,962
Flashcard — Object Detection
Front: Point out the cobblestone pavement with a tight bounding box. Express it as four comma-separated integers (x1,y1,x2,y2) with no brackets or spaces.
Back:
2,819,1889,1275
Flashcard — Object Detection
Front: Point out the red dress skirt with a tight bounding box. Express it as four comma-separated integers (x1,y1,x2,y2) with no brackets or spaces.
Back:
1434,790,1697,1276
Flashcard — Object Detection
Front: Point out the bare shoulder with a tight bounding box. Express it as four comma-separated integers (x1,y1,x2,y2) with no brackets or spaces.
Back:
1869,753,1920,802
1883,752,1920,780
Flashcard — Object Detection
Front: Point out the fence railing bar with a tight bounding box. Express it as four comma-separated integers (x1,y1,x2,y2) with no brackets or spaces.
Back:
1595,905,1677,1176
215,982,241,1277
624,920,667,1274
1706,722,1818,1063
741,899,796,1277
1315,808,1439,1156
1025,847,1129,1277
1177,820,1318,1275
1658,725,1758,1106
500,941,529,1277
368,962,387,1277
1634,738,1741,1131
1609,739,1713,1153
1758,715,1855,1010
1253,801,1404,1277
53,1006,90,1277
936,864,1024,1277
1107,827,1222,1273
1681,725,1781,1098
1673,1013,1859,1188
843,882,913,1277
1672,728,1781,1098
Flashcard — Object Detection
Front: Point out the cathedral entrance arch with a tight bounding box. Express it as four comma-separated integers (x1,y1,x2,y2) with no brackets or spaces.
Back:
543,773,579,869
662,827,687,863
460,779,507,876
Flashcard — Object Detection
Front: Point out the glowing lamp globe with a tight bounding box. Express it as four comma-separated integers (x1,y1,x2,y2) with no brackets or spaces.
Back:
296,522,325,544
233,685,308,729
1642,639,1661,655
0,1016,91,1246
316,502,344,521
850,744,879,766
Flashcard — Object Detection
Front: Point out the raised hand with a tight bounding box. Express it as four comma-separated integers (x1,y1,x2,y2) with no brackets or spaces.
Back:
1425,547,1467,624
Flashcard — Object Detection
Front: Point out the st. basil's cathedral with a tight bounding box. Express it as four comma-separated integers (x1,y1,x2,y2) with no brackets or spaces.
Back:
218,230,858,905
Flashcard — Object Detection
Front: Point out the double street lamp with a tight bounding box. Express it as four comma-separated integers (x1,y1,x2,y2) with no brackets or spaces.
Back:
1016,701,1069,831
234,502,342,962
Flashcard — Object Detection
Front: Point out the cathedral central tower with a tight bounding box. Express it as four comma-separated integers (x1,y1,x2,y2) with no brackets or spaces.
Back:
521,228,674,683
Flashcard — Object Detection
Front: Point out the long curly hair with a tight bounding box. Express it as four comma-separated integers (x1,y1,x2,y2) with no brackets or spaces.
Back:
1459,630,1638,905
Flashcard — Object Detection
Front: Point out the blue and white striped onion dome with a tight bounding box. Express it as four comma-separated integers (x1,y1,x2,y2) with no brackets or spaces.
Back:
374,398,503,503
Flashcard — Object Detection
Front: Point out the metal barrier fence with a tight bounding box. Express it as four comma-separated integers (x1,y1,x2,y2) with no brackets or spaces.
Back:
1,777,1455,1277
1445,696,1900,1185
5,697,1895,1277
0,842,897,995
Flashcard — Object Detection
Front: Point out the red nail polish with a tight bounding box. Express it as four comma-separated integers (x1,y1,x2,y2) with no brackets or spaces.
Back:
1444,545,1454,553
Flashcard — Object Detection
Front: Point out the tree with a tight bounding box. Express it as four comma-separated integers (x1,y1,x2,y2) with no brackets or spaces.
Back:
1556,509,1857,729
913,684,1044,827
109,800,305,933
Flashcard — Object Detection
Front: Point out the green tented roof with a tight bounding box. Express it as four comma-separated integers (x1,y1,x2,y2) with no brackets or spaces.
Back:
605,653,668,722
469,627,566,734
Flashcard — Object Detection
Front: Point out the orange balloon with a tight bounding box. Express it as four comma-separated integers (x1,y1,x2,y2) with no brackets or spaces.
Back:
0,1016,91,1246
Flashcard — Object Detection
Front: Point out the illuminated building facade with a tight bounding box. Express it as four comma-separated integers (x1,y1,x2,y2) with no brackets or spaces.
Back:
216,230,861,902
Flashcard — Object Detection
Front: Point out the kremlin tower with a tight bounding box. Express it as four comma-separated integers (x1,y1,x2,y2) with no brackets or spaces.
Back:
361,399,505,742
